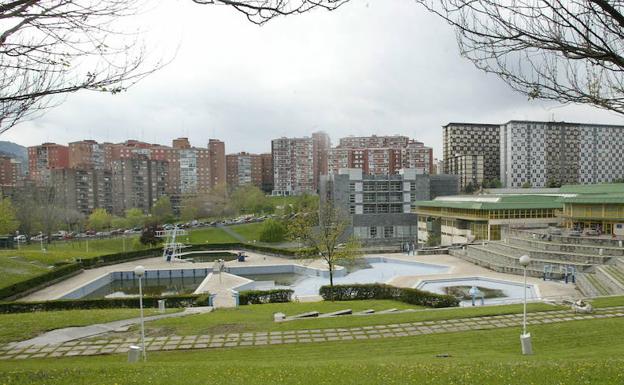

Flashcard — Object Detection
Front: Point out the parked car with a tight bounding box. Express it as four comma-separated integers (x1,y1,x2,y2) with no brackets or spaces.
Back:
13,235,27,243
568,230,582,237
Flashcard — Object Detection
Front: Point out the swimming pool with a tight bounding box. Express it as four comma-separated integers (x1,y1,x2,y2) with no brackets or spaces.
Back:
416,277,539,306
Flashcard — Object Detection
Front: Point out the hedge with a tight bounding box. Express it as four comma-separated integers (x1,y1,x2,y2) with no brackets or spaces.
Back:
319,284,459,308
239,289,294,305
0,293,211,313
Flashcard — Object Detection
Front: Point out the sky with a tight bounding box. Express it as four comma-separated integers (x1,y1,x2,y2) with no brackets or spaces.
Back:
2,0,623,158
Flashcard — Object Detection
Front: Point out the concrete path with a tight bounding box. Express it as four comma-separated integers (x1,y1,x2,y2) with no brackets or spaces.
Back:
2,306,623,360
8,307,212,349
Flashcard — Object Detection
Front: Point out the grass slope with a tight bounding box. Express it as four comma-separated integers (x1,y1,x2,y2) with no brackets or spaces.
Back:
2,317,624,384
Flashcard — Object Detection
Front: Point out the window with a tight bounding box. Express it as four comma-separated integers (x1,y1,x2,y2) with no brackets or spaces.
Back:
384,226,394,238
369,227,377,238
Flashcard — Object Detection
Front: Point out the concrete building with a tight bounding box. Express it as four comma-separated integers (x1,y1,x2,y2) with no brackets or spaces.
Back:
558,183,624,236
68,140,106,170
111,157,168,215
328,135,433,176
260,153,273,193
443,123,500,185
51,168,113,215
0,156,21,188
445,154,484,191
226,152,264,189
28,143,69,184
415,194,562,246
322,168,459,246
312,131,331,190
271,136,315,196
208,139,226,188
500,120,624,187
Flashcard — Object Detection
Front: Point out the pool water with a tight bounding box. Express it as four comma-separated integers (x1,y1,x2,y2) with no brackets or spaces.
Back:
417,277,538,306
82,275,206,299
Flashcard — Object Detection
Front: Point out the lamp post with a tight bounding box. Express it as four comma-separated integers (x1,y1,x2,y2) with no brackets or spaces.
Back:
39,232,44,251
519,254,532,355
134,265,147,361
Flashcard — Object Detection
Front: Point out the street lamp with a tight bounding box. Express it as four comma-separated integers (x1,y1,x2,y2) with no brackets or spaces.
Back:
519,254,532,355
134,265,147,361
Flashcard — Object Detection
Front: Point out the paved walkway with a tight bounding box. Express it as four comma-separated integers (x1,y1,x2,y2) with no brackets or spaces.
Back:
2,306,623,360
7,307,213,349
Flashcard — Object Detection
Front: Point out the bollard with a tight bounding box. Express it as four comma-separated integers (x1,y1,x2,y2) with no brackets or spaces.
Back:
232,290,239,308
128,345,141,363
209,293,217,307
158,299,166,313
520,333,533,355
274,312,286,322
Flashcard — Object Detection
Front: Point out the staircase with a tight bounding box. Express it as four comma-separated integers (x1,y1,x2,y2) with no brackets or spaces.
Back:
453,228,624,296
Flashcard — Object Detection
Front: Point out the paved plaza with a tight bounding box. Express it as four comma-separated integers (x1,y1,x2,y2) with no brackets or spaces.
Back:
2,306,623,360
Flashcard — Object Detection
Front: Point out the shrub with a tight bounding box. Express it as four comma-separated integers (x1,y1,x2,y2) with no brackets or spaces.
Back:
239,289,294,305
0,293,209,313
319,283,459,308
259,219,287,243
0,263,83,300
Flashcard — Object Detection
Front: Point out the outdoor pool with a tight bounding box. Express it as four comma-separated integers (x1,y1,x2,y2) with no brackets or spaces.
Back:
416,277,539,306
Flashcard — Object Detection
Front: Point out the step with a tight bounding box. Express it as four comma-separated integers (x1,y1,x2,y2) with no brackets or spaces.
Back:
455,250,552,278
600,266,624,291
576,273,608,297
469,245,591,271
580,273,612,296
505,228,624,249
488,242,609,265
594,267,624,294
507,236,624,257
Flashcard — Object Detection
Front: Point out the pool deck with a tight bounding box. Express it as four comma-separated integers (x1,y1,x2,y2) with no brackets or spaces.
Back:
21,252,579,304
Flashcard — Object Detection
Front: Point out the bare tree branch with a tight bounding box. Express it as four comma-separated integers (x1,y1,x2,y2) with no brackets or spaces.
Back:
0,0,165,134
415,0,624,114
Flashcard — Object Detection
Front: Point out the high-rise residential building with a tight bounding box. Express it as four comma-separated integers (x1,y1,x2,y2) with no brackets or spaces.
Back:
68,140,106,170
208,139,226,188
51,168,113,215
500,120,624,188
28,143,70,184
328,135,433,175
445,154,484,191
0,156,21,188
271,136,315,196
111,157,168,215
260,153,273,193
312,131,331,190
226,152,264,189
443,123,500,184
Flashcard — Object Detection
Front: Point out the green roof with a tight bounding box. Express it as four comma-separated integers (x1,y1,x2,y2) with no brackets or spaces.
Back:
414,194,563,211
560,193,624,204
559,183,624,194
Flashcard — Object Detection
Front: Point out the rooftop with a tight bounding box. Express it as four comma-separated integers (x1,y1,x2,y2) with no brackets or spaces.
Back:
414,194,563,210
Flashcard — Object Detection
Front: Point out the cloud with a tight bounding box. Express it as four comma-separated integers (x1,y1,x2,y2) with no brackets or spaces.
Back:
2,0,621,158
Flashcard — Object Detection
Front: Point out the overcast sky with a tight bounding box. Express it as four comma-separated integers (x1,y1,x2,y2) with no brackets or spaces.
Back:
2,0,623,158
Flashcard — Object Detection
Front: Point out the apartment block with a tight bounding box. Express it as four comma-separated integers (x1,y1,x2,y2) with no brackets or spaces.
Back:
0,156,21,187
111,157,168,215
312,131,331,189
226,152,264,189
28,143,69,184
51,168,113,215
500,121,624,188
445,154,484,191
328,135,433,176
260,153,273,193
68,140,106,170
271,136,315,196
208,139,226,188
443,123,500,184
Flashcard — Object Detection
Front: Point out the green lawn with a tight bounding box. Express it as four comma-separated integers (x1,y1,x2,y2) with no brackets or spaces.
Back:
2,316,624,384
140,300,561,337
186,227,238,244
0,308,180,345
228,222,264,242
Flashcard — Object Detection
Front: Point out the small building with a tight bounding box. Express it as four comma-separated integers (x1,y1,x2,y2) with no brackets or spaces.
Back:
415,194,562,246
322,168,459,246
558,184,624,235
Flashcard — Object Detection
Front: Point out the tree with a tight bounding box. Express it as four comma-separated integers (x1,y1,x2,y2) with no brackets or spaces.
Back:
151,196,174,224
522,182,532,189
229,185,270,215
88,208,112,231
288,200,360,300
425,234,441,247
139,222,160,246
125,208,146,228
415,1,624,115
191,0,348,25
204,183,232,218
0,197,19,234
259,219,287,243
463,182,477,194
0,0,163,133
546,178,562,188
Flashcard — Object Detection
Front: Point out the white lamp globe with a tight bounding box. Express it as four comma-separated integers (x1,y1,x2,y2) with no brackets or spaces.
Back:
134,265,146,277
519,255,531,267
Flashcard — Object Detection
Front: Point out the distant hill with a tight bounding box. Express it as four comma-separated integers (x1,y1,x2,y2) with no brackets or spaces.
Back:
0,141,27,165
